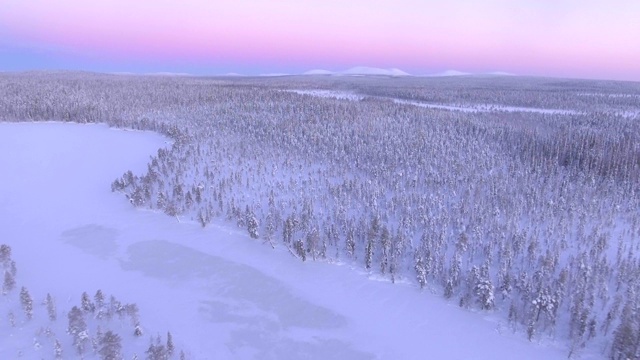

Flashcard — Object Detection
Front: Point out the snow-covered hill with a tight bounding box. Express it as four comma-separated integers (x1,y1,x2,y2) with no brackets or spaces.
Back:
426,70,471,77
302,68,515,77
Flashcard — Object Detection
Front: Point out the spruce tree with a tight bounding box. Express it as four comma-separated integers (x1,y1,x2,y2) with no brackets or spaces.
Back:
46,293,57,321
81,291,95,313
294,239,306,261
99,331,123,360
54,339,63,359
166,331,175,356
475,278,495,310
134,322,144,337
19,286,33,320
246,209,259,239
0,244,11,265
2,271,15,294
146,336,168,360
95,289,105,309
414,253,427,289
67,306,87,336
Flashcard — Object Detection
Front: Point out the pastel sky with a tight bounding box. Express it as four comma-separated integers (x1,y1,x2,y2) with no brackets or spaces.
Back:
1,0,639,81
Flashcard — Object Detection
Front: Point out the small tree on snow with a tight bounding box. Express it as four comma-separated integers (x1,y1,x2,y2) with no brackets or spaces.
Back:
527,319,536,341
33,337,42,350
3,271,15,294
81,291,95,313
109,295,124,319
0,244,11,265
95,290,106,319
99,330,123,360
246,209,259,239
475,278,495,310
444,279,454,299
9,260,16,277
166,331,174,356
68,306,87,336
134,322,144,337
46,293,57,321
414,254,427,289
125,303,140,324
146,336,168,360
532,289,557,324
95,326,104,352
8,311,15,327
95,289,105,309
345,228,355,259
197,209,209,228
20,286,33,320
54,339,63,359
364,236,374,270
294,239,306,261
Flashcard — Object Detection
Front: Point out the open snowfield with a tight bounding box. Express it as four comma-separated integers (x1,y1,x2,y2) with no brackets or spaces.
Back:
284,89,582,115
284,89,364,101
391,99,581,115
0,122,573,359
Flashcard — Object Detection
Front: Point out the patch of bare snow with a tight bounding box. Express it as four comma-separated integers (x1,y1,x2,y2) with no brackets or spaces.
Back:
393,99,580,115
285,89,364,101
426,70,470,77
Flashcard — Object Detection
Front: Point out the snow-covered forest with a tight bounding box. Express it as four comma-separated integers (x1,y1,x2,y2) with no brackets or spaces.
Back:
1,72,639,358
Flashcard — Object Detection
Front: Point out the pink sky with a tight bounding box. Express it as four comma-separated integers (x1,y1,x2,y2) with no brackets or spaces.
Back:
1,0,639,80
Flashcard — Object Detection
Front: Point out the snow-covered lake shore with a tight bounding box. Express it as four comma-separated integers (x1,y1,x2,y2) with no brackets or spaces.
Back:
0,122,570,359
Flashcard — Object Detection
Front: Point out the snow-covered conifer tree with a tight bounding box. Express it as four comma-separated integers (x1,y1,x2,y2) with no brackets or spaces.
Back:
345,228,356,259
246,208,259,239
81,291,95,313
95,289,105,309
2,271,15,294
475,278,495,310
134,322,144,337
54,339,63,359
99,331,123,360
145,336,168,360
126,303,140,324
364,235,374,270
414,253,427,289
8,311,15,327
0,244,12,265
166,331,175,356
67,306,87,336
294,239,306,261
6,260,17,279
20,286,33,320
379,226,390,274
46,293,57,321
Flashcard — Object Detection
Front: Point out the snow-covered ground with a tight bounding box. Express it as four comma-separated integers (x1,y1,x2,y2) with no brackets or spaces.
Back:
285,90,579,115
577,93,640,98
0,122,572,359
392,99,580,115
285,89,364,101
